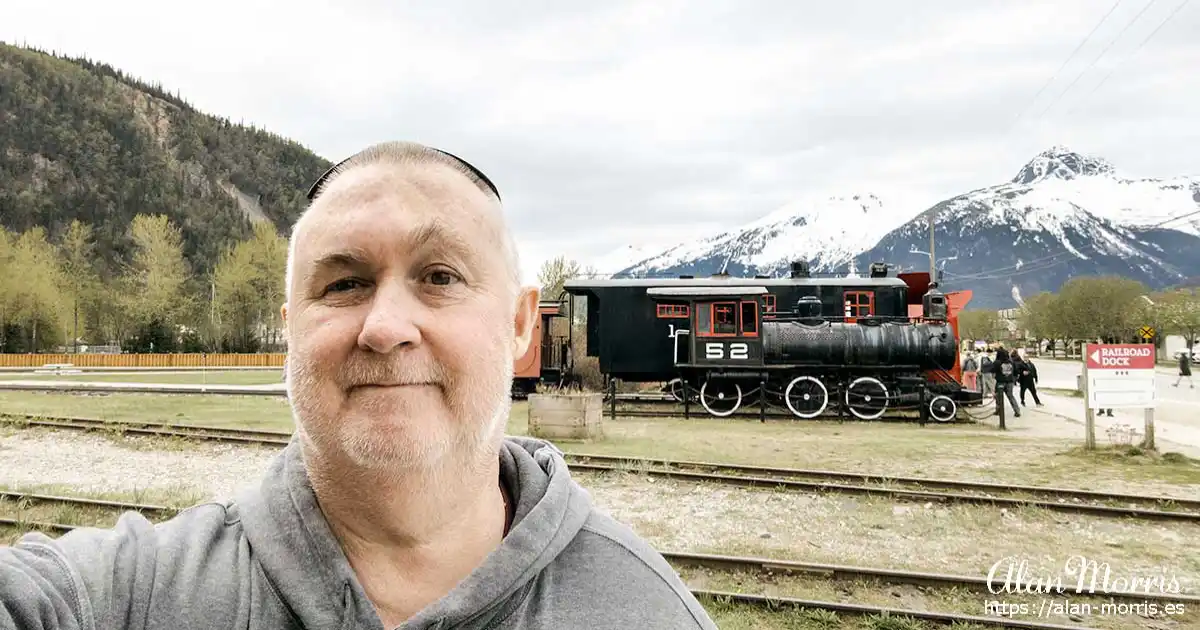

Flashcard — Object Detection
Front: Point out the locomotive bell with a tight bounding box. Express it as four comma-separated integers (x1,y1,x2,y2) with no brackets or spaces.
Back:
922,287,948,320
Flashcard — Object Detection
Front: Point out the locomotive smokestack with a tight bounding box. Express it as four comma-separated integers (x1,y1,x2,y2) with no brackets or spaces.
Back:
790,261,810,278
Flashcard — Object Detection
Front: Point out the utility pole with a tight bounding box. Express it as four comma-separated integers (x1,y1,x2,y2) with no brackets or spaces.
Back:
928,213,936,279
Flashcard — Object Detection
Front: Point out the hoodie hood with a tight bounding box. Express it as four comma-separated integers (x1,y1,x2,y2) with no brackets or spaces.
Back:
235,435,594,630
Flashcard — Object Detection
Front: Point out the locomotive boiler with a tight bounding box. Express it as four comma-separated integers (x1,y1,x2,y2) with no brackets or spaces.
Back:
761,296,959,371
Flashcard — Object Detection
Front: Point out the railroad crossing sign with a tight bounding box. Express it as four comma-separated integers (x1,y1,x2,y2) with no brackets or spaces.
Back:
1139,325,1156,340
1084,344,1156,409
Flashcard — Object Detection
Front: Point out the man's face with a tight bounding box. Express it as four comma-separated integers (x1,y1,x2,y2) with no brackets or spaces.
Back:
283,162,537,471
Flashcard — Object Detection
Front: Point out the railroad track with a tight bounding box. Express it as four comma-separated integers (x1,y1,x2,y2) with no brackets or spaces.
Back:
0,414,291,446
565,453,1200,523
6,414,1199,522
2,493,1182,629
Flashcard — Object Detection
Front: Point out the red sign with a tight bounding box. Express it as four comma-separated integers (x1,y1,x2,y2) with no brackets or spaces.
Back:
1085,344,1156,370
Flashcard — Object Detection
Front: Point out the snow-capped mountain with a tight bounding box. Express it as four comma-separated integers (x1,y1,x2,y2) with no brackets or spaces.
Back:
590,243,665,275
614,193,921,278
608,146,1200,310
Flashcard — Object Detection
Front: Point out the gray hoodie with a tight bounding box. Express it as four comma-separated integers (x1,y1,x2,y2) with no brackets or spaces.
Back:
1,436,717,629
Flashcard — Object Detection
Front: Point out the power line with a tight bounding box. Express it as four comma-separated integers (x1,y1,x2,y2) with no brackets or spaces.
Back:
1032,0,1162,121
1006,0,1125,132
1148,207,1200,228
940,206,1200,282
1063,0,1193,116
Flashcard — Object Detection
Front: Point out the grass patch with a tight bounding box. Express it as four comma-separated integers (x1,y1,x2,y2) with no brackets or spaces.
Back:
0,483,210,545
576,471,1200,588
0,391,295,432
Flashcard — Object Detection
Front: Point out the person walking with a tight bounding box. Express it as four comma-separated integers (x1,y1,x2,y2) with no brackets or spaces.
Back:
1015,350,1043,407
991,345,1020,418
962,351,980,392
1174,351,1194,388
979,351,995,398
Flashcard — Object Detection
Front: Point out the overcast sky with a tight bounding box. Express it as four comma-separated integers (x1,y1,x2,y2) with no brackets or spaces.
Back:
6,0,1198,282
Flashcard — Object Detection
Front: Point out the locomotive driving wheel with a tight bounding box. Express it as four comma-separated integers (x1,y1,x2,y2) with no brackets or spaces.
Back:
845,376,889,420
929,395,957,422
699,379,742,417
784,376,828,419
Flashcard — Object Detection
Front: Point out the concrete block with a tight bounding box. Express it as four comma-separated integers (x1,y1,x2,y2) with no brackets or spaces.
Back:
528,392,604,441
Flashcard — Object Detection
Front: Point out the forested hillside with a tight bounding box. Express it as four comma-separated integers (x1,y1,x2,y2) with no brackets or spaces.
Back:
0,42,331,273
0,43,332,354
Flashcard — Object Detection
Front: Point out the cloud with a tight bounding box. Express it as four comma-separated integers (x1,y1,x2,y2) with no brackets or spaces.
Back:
4,0,1198,283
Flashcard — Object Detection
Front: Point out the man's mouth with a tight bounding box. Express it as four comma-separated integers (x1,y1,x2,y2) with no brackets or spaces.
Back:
349,382,437,391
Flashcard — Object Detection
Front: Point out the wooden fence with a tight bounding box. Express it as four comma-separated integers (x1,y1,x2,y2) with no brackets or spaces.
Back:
0,353,286,368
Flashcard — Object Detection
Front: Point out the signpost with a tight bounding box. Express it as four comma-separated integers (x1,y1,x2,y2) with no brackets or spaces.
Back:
1082,343,1157,449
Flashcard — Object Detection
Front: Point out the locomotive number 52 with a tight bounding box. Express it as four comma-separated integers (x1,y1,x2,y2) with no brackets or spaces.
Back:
705,342,749,360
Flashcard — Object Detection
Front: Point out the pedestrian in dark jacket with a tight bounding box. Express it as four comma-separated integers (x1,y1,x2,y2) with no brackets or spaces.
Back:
1175,351,1194,388
1014,350,1043,407
992,346,1020,418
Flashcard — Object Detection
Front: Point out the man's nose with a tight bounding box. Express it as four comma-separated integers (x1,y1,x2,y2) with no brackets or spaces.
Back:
357,282,422,354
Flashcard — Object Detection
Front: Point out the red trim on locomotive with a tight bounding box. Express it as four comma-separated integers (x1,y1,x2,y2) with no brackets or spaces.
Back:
843,290,874,323
763,294,776,319
740,301,759,337
697,302,740,337
656,304,689,318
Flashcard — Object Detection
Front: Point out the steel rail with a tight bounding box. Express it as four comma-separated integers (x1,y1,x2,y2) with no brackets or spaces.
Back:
566,463,1200,522
0,491,178,519
691,590,1091,630
565,454,1200,512
1,415,291,446
663,551,1200,606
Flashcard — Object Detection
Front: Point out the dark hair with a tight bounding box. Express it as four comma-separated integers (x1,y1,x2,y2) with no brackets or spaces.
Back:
306,142,500,203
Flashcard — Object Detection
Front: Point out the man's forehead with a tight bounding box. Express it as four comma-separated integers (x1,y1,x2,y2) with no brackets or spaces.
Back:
299,163,498,237
292,164,505,268
314,161,493,215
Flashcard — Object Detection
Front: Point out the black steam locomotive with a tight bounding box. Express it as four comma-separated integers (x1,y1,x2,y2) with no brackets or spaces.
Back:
561,261,977,422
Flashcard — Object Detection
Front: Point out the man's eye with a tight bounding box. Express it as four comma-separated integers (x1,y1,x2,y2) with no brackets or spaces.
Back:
426,270,460,286
326,278,365,293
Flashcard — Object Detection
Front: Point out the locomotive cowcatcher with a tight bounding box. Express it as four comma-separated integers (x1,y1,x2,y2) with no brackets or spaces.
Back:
561,261,979,421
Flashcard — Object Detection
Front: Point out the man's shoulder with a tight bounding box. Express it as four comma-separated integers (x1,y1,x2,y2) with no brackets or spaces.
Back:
538,509,717,628
1,501,255,628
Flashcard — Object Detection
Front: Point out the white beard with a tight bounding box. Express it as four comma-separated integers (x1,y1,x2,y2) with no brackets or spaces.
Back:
287,343,515,474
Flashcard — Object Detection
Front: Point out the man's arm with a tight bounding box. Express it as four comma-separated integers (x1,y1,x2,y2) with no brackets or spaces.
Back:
1,512,160,630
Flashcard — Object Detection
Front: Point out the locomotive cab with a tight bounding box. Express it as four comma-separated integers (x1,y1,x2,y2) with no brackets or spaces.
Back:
646,286,767,369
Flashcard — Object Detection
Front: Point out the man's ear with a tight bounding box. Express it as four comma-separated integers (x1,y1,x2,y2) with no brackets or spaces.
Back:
512,286,540,358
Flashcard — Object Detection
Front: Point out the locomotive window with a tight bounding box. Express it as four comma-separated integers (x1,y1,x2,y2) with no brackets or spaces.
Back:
764,295,776,314
656,304,689,318
713,303,737,335
696,304,711,334
740,301,758,336
843,291,875,319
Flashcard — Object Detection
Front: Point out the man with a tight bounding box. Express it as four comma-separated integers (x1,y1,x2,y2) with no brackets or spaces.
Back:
978,351,995,398
1013,350,1043,407
991,345,1020,418
0,142,717,629
1173,350,1194,388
